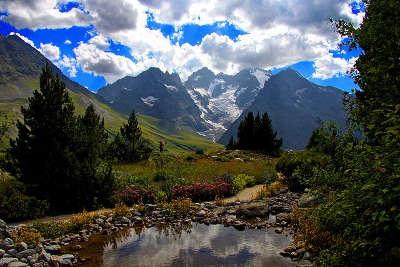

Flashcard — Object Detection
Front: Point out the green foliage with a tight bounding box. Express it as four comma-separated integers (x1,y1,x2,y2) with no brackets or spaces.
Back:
109,110,152,163
276,151,328,192
232,174,256,194
232,112,282,156
4,65,115,214
0,172,48,222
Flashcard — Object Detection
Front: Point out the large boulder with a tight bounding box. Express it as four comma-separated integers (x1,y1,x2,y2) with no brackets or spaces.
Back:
236,201,269,219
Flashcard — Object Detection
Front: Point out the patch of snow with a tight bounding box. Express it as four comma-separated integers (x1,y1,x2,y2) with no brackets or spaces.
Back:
193,75,201,81
141,96,159,107
109,100,114,104
164,84,178,92
209,84,241,124
208,78,225,96
123,87,133,91
250,68,270,88
193,87,209,97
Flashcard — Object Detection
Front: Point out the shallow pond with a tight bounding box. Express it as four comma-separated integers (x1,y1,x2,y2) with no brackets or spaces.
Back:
73,223,297,267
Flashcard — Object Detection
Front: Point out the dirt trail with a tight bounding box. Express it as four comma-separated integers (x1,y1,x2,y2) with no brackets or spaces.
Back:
222,184,265,203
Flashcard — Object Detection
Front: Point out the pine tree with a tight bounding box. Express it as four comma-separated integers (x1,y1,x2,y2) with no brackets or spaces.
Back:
111,110,152,162
74,104,115,209
6,63,77,212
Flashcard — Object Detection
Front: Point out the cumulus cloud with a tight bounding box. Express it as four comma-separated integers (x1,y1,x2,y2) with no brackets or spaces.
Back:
39,42,60,60
57,55,78,77
313,54,357,79
2,0,365,83
73,41,138,83
0,0,91,29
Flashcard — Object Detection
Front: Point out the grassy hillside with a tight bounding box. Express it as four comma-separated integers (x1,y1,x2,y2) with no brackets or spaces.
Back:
0,82,221,154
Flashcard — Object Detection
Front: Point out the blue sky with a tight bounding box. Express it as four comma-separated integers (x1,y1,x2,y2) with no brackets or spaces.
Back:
0,0,364,92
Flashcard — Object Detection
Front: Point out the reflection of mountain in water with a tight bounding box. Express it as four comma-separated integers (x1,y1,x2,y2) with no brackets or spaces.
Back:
98,223,296,267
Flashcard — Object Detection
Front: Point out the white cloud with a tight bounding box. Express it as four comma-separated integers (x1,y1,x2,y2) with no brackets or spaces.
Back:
0,0,91,29
313,54,357,79
88,34,109,49
2,0,365,84
64,39,72,45
39,42,60,60
57,55,78,77
73,42,138,83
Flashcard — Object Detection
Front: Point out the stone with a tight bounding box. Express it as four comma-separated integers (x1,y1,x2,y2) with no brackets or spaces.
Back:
119,216,130,224
8,261,28,267
236,202,269,219
61,254,75,261
16,249,36,259
275,213,291,223
39,250,51,263
15,242,28,252
298,193,318,208
275,228,283,234
0,257,18,267
197,210,207,217
0,249,5,257
44,245,61,254
95,218,104,225
7,249,17,257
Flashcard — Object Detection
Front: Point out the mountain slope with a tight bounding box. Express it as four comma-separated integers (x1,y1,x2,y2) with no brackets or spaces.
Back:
98,68,206,132
219,69,347,149
0,35,220,153
185,67,271,140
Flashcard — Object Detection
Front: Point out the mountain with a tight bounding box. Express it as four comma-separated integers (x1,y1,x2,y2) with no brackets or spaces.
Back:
185,67,271,140
0,34,220,153
98,68,206,132
219,69,347,149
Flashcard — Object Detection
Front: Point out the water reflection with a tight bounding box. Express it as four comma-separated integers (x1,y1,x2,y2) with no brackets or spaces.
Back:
76,223,296,267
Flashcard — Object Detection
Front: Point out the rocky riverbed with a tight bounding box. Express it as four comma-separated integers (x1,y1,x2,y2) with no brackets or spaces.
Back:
0,189,312,267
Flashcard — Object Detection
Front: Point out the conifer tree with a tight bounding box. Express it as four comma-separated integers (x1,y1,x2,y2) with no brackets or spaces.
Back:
111,110,152,162
74,104,115,209
226,136,236,150
6,64,77,212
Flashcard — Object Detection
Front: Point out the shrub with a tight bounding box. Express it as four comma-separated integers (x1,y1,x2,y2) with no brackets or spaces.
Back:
113,203,131,218
172,181,231,202
195,148,204,155
159,199,192,216
10,226,42,244
155,191,168,203
276,151,328,192
115,185,155,205
0,174,48,222
154,170,174,182
232,174,256,193
31,221,67,239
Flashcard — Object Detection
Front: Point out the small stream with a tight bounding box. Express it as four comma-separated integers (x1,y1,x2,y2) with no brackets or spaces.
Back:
71,222,297,267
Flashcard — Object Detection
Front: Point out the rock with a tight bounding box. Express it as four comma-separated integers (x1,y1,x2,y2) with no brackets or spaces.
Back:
0,257,18,266
279,251,291,257
15,242,27,252
0,219,6,229
236,202,269,219
144,204,157,213
197,210,207,217
44,245,61,254
119,216,130,224
61,254,75,261
0,249,5,257
95,218,104,225
233,222,246,231
7,249,17,257
275,228,283,234
8,261,28,267
39,250,51,263
275,213,291,223
16,249,36,259
0,238,14,250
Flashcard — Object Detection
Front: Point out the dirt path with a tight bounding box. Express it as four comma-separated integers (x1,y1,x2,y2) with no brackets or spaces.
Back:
222,184,265,203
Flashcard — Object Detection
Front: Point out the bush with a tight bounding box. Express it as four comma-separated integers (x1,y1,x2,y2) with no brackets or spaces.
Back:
10,226,42,244
115,185,155,205
159,199,192,216
0,173,48,222
155,191,168,203
276,151,328,192
154,170,174,182
232,174,256,193
172,181,231,202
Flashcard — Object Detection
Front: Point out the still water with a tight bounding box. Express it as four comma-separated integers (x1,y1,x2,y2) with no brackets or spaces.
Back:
76,223,296,267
